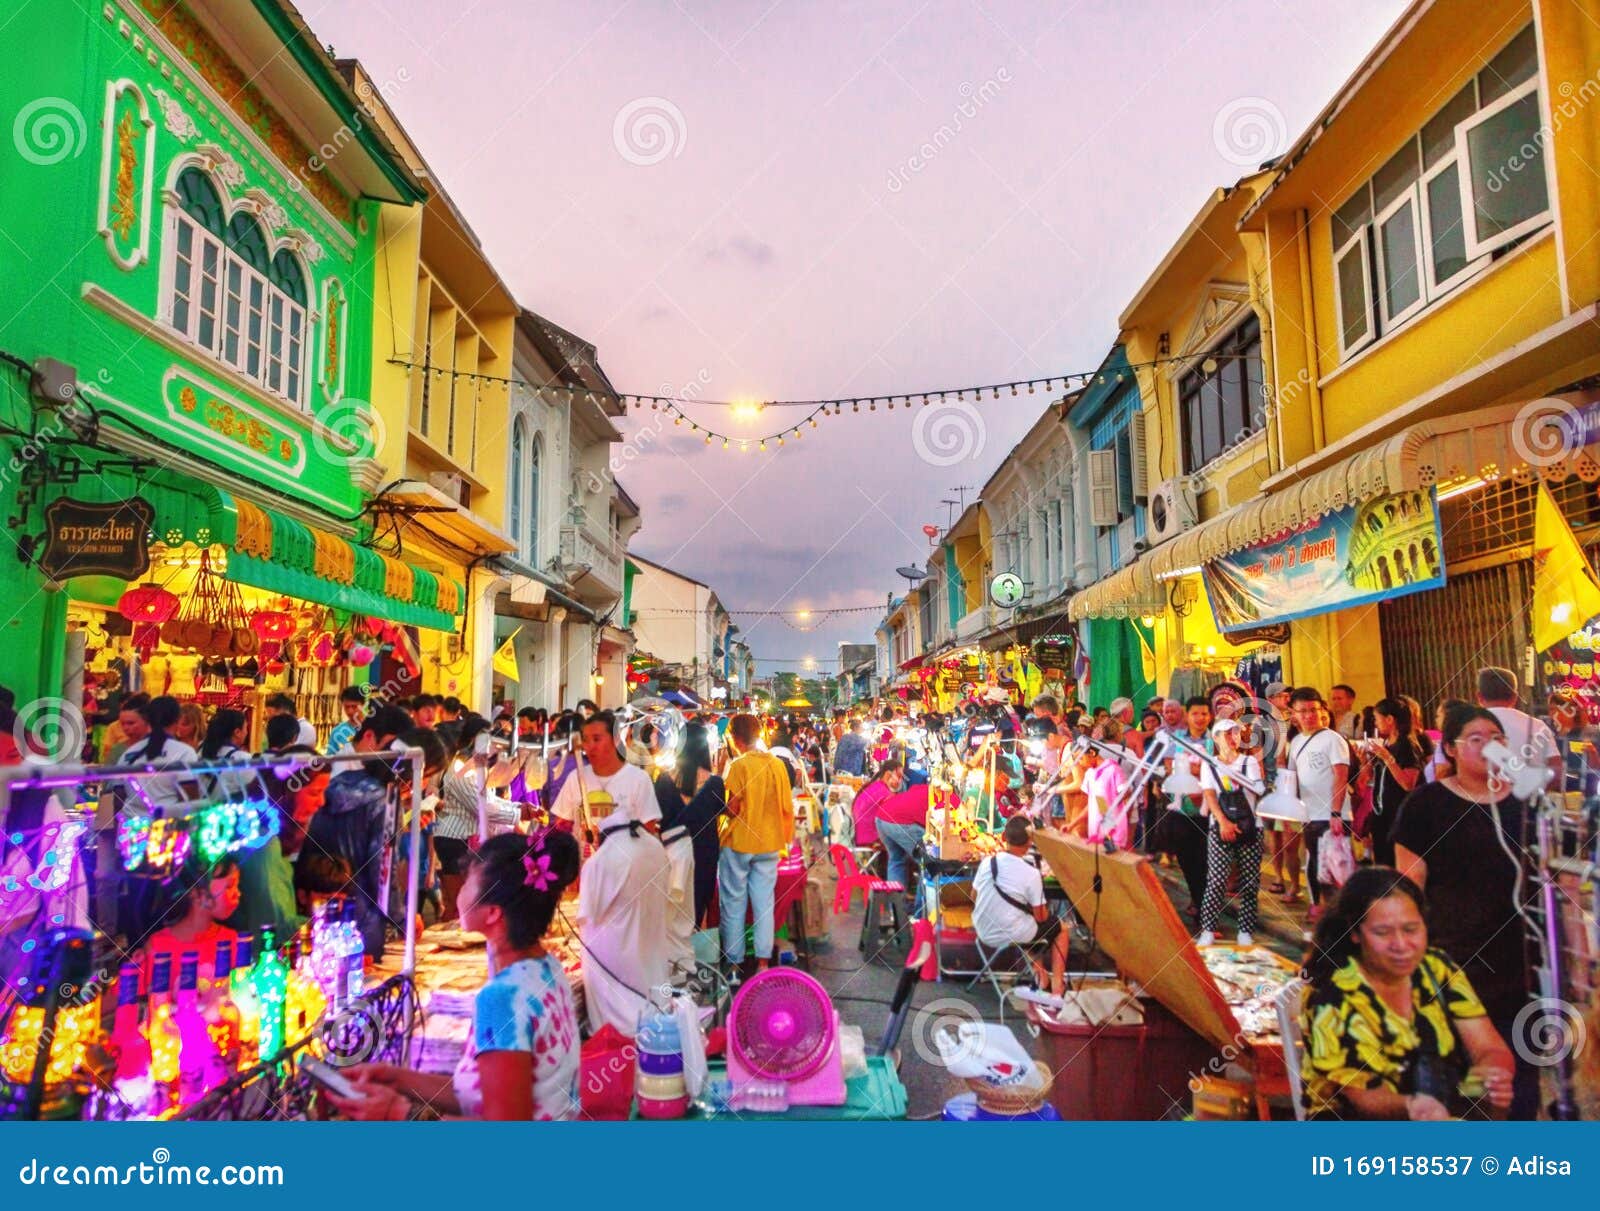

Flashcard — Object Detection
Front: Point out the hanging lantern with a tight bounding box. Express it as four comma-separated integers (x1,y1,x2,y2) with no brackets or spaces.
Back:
117,583,179,624
250,610,295,641
348,644,375,667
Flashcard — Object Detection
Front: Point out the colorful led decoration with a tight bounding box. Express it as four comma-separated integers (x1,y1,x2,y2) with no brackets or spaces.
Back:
193,798,278,864
0,819,86,922
249,930,289,1062
116,814,191,879
0,997,101,1085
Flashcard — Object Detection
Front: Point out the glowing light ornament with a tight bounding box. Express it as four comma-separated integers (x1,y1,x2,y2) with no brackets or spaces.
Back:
117,813,191,879
0,993,101,1085
147,952,181,1093
174,951,231,1108
108,963,155,1113
284,934,328,1042
228,934,260,1067
0,818,85,928
249,929,289,1062
205,936,242,1069
193,796,278,864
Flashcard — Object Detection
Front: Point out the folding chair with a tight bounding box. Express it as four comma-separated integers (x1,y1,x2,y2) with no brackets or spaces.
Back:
967,936,1033,1022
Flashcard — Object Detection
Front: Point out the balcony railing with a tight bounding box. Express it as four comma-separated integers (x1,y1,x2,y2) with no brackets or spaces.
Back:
954,603,991,642
559,524,623,594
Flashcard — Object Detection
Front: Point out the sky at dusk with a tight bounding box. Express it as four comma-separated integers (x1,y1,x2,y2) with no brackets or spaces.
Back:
312,0,1412,676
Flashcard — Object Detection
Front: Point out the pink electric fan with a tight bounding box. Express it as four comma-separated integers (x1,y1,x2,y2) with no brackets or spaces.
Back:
726,968,847,1107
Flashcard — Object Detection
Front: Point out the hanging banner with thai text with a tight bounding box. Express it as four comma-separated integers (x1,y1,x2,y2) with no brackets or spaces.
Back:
1202,487,1444,633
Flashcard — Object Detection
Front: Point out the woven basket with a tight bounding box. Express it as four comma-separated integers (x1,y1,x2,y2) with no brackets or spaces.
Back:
969,1062,1054,1115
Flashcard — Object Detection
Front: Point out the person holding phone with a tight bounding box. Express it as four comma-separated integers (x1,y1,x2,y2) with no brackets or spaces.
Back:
327,830,582,1120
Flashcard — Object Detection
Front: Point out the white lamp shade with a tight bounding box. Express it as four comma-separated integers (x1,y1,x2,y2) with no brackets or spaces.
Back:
1161,766,1203,797
1256,770,1307,822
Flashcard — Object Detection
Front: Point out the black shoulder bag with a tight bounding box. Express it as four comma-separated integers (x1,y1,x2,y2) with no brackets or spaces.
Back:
1213,758,1259,845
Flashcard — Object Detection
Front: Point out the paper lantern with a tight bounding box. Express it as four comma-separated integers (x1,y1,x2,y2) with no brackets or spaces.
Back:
348,644,375,667
117,583,179,624
250,610,294,640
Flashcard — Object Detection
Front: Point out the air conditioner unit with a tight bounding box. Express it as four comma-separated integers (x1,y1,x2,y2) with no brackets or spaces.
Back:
428,471,468,506
1146,478,1196,546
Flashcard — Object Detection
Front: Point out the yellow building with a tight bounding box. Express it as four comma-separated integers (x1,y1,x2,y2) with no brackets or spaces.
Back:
1075,2,1600,709
342,60,517,709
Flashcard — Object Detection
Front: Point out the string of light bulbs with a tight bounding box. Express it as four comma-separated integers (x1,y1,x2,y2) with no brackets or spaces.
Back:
384,351,1250,418
630,603,886,618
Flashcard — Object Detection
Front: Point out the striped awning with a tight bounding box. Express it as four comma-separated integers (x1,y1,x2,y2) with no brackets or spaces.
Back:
55,470,464,631
1070,396,1597,621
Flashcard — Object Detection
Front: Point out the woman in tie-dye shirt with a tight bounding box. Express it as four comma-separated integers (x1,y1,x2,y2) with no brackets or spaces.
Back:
330,831,582,1121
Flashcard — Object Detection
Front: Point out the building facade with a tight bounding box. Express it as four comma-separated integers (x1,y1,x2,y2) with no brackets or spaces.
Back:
1070,2,1600,712
0,1,482,738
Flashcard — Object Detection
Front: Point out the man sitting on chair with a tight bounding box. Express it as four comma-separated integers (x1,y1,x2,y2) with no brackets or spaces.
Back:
972,816,1068,996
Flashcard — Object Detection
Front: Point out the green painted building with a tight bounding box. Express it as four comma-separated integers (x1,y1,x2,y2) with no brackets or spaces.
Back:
0,0,454,704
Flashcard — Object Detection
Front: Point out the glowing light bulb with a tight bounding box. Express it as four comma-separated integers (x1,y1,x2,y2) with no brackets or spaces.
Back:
1,999,100,1085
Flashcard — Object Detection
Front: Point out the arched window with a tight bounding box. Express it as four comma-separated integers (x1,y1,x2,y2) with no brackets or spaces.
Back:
164,168,309,406
509,418,525,553
169,167,226,353
527,435,542,566
265,249,307,400
176,167,224,233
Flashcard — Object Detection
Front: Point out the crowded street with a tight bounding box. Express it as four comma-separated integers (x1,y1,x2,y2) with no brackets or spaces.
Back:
0,0,1598,1156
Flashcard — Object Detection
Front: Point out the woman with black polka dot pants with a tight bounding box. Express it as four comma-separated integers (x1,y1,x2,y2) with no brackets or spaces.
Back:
1196,719,1264,945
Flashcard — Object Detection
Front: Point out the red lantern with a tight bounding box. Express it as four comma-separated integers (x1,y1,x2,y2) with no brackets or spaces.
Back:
250,610,295,640
117,583,179,623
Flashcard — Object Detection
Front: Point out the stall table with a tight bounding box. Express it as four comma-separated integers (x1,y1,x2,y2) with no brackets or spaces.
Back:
1031,829,1297,1120
630,1056,907,1121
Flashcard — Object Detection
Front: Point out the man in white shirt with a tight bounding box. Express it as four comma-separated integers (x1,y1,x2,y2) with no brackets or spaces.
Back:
550,712,661,842
1329,684,1361,741
1287,688,1350,922
576,809,673,1034
971,817,1068,996
1477,665,1563,788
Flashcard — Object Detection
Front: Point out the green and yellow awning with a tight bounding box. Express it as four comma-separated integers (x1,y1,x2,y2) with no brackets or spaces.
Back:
56,470,463,632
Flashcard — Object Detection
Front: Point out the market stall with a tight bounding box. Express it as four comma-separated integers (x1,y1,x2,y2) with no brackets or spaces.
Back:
0,748,433,1122
1030,829,1298,1120
45,471,464,757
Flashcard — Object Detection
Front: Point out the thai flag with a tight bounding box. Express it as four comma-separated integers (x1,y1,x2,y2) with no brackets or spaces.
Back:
1072,639,1090,690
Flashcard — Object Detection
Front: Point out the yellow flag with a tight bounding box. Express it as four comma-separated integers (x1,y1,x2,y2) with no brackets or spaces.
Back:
493,628,521,682
1532,484,1600,651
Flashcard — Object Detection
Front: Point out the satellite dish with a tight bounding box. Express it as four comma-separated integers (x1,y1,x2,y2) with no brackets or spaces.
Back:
896,566,928,582
921,524,940,539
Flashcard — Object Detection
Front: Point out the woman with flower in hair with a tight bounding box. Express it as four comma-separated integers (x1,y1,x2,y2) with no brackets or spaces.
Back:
329,829,583,1120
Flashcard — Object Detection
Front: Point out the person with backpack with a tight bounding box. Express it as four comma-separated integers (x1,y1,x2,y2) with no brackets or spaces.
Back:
971,816,1068,997
1196,718,1264,946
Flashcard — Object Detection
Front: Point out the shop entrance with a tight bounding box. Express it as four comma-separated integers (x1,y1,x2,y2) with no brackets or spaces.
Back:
1380,562,1530,713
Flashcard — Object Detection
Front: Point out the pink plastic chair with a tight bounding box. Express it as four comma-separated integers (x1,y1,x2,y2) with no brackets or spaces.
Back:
829,844,903,914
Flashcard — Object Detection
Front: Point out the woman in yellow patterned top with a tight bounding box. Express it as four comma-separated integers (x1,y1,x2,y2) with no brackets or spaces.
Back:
1301,867,1515,1120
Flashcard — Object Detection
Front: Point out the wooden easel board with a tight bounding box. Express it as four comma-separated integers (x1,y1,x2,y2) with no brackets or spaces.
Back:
1032,829,1240,1052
